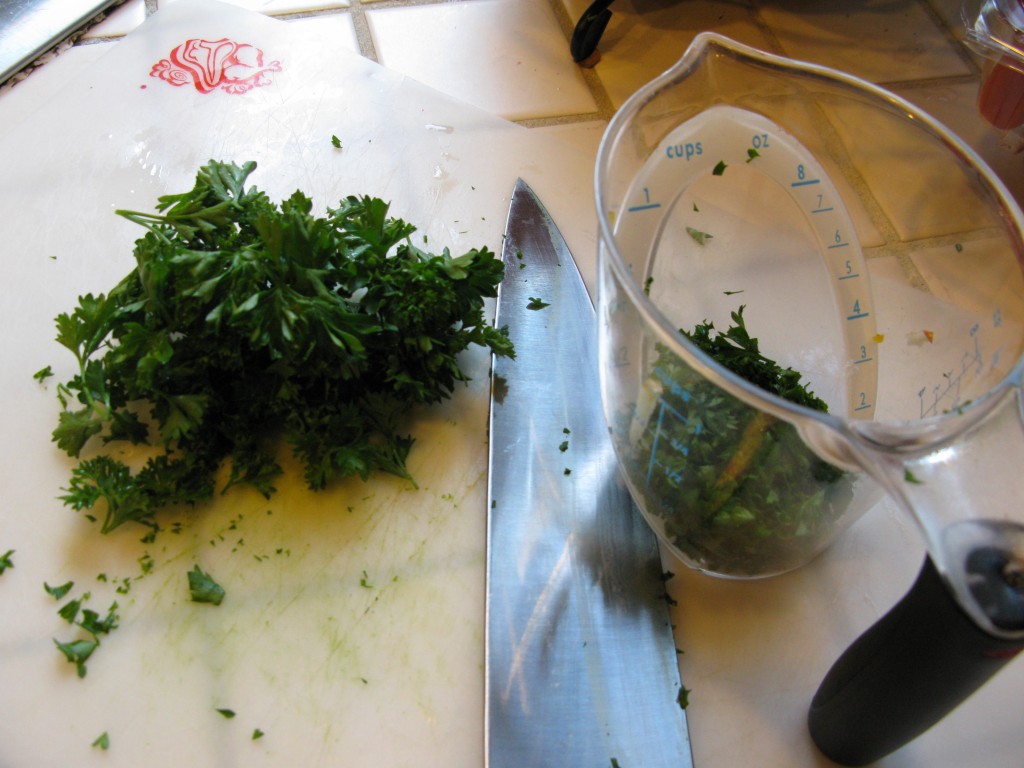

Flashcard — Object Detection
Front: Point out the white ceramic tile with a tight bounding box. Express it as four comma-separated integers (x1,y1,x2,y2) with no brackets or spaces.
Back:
909,236,1024,328
81,0,150,38
284,11,358,53
531,119,606,160
758,0,972,83
160,0,350,13
367,0,597,121
894,79,1024,206
561,0,774,109
929,0,972,42
826,94,1001,242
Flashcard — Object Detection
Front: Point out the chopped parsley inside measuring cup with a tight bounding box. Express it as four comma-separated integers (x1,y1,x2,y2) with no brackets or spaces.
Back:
634,307,853,576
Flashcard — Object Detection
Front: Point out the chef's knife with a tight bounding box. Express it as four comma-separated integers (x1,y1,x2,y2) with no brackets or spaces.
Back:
485,179,694,767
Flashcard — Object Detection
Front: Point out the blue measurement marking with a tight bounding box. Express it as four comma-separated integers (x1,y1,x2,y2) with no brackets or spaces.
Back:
791,178,820,187
847,311,870,320
917,334,983,418
853,400,873,412
853,356,873,364
812,207,834,214
627,202,662,212
838,273,859,280
827,242,850,249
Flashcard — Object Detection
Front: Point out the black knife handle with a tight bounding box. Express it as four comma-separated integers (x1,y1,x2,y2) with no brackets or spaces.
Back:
808,553,1024,766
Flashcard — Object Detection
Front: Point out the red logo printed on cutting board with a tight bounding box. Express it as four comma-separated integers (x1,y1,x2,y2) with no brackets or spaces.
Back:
150,38,281,94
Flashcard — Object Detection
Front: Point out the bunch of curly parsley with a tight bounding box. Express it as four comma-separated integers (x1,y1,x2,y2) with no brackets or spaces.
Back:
50,160,513,533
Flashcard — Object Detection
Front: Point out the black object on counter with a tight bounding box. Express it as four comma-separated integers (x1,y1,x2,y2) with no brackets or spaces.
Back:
808,550,1024,766
570,0,615,63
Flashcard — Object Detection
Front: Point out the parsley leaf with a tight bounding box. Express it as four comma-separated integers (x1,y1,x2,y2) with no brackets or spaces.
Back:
0,549,14,575
527,297,550,310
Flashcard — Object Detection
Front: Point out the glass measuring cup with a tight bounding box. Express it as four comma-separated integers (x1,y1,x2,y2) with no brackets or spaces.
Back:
596,32,1024,763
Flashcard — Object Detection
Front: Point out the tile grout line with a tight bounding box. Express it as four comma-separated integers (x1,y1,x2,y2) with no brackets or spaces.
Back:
344,2,381,63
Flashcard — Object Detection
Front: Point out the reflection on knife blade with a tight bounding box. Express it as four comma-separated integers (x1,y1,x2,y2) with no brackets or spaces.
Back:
485,178,694,767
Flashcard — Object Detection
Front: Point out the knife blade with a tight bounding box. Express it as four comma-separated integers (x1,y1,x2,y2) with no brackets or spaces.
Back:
485,178,694,767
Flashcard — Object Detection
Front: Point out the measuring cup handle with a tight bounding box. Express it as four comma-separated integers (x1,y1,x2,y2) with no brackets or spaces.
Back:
807,554,1023,766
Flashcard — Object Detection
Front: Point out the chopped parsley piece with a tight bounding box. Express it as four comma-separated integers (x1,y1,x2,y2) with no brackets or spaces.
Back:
677,686,690,709
252,728,265,740
330,134,342,149
79,604,119,636
746,148,760,163
626,306,853,575
54,637,98,678
45,585,75,606
712,160,727,175
685,227,713,246
57,599,82,624
904,469,923,484
0,549,13,574
188,565,225,606
216,708,236,719
527,297,550,310
33,365,53,382
92,732,110,750
51,582,119,678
